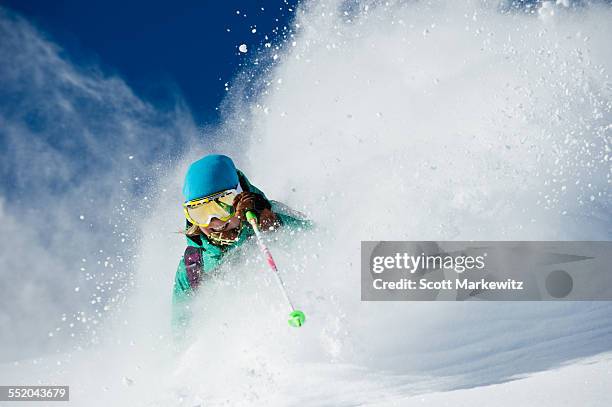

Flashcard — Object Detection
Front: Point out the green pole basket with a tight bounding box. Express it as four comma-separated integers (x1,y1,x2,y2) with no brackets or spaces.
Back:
288,310,306,327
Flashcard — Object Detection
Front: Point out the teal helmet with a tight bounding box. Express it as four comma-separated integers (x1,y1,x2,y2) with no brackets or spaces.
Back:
183,154,239,202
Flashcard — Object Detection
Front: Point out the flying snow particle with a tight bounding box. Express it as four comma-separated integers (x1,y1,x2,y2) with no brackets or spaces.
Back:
79,215,85,220
239,44,248,53
538,1,555,19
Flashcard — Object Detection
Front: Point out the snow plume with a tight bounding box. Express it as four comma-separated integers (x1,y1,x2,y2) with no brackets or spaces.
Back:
180,0,612,404
2,1,612,406
0,8,197,362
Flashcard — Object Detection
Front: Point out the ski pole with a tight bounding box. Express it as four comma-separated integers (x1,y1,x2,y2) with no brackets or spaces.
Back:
245,211,305,328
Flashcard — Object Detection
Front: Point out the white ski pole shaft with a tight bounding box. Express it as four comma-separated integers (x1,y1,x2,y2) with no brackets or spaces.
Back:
246,211,295,311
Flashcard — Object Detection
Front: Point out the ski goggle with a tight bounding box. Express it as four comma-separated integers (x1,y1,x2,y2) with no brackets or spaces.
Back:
183,188,239,228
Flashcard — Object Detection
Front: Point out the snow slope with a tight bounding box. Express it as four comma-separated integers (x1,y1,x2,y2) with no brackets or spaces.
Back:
378,352,612,407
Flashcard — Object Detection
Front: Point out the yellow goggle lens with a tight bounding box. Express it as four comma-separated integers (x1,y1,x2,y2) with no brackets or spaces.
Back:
183,190,238,227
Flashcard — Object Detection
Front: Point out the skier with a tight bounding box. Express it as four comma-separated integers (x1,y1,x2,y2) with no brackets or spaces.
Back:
172,154,310,330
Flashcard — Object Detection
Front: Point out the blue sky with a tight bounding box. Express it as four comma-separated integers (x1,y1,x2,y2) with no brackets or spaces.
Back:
3,0,299,123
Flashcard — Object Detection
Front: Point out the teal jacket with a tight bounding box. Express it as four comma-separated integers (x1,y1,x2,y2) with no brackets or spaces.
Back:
172,170,310,330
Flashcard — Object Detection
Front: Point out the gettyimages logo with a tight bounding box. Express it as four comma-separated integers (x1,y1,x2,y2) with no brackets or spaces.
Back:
361,241,612,301
371,252,486,274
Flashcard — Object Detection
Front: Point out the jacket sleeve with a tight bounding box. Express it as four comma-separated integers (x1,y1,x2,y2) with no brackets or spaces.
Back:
277,212,313,231
172,257,194,333
270,200,314,231
171,246,225,335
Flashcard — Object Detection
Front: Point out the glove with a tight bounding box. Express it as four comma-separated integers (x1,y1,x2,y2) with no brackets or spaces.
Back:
233,192,280,230
233,192,271,220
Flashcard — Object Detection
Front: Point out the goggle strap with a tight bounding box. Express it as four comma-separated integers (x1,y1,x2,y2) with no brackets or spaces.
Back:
185,184,242,208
